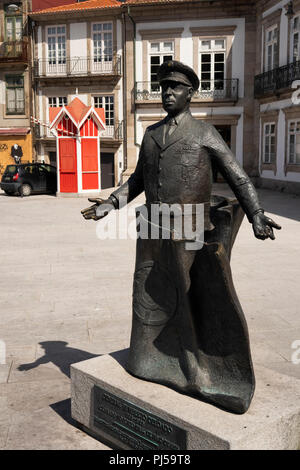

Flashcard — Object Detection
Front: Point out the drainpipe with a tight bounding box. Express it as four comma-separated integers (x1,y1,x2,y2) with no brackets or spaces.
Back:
127,5,140,148
121,11,128,172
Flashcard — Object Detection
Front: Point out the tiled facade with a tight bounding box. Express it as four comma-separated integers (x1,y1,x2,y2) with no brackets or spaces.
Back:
0,0,32,176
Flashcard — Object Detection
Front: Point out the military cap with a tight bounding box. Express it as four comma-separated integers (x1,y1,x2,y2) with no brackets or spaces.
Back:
157,60,199,91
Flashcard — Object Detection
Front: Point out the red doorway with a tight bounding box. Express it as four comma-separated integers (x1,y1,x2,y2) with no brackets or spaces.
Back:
59,139,77,192
81,138,99,190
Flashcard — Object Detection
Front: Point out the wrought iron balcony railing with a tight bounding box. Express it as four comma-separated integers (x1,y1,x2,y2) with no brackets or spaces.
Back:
34,54,121,78
100,121,123,140
0,40,28,62
135,79,239,102
254,60,300,97
35,120,123,140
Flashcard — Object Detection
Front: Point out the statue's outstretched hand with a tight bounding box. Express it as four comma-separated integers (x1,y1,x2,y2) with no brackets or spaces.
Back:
252,212,281,240
81,198,114,221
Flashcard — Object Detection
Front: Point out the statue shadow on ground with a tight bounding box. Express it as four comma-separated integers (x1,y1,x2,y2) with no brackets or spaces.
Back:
49,348,128,433
18,341,100,378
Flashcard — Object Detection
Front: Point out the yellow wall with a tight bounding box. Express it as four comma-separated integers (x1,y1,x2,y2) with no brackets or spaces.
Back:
0,134,32,176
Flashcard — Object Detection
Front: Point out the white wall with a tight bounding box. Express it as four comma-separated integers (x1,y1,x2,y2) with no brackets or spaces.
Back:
260,99,300,183
136,18,245,97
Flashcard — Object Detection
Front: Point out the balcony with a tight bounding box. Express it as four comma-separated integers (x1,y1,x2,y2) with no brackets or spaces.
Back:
254,61,300,98
100,121,123,141
135,79,239,103
34,54,121,81
0,40,28,64
34,120,123,141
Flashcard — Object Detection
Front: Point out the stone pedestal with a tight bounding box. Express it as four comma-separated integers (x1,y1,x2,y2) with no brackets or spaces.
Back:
71,349,300,450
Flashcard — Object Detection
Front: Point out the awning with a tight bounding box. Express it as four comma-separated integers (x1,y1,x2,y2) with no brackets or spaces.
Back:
0,128,30,136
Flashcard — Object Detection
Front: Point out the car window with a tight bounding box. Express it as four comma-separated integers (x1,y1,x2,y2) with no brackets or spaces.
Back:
22,165,35,174
5,165,17,174
37,165,48,175
39,165,50,173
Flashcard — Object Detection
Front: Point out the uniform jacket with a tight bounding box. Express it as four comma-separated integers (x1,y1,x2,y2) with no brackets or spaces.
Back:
111,111,262,228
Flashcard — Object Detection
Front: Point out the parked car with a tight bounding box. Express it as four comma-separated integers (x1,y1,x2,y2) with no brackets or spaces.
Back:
1,163,57,196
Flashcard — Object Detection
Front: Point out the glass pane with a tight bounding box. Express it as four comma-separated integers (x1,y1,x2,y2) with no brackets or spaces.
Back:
162,55,173,63
15,17,22,40
294,17,299,30
271,124,275,134
215,39,225,49
201,54,211,63
201,63,211,72
215,53,224,62
6,18,13,41
163,42,173,52
214,62,224,71
265,124,270,134
150,43,159,52
201,40,211,50
150,56,160,65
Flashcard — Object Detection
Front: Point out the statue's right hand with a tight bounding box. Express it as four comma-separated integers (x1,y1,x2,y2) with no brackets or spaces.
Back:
81,198,114,221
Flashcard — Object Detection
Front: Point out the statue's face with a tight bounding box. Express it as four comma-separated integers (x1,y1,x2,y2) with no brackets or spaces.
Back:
161,80,193,116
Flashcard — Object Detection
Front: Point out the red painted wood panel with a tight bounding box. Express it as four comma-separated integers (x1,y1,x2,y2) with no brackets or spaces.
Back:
80,117,98,137
59,139,77,193
81,138,98,190
57,117,77,137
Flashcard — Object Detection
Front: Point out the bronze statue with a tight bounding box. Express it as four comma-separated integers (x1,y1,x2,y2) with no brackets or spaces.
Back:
82,61,281,414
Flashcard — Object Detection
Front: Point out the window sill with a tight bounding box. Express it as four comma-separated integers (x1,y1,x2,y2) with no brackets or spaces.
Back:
286,164,300,173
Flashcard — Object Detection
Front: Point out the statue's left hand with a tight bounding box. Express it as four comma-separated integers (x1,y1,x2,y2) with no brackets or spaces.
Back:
252,212,281,240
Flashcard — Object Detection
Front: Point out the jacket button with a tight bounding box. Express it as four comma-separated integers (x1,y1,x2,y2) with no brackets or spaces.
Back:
158,181,162,188
160,153,163,159
158,166,162,172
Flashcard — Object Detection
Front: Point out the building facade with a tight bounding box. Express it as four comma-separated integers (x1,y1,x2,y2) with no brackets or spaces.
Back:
28,0,300,195
122,0,258,187
30,0,124,189
0,0,32,176
254,0,300,194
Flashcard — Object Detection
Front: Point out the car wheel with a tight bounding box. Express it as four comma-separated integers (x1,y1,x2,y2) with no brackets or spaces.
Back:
20,184,32,197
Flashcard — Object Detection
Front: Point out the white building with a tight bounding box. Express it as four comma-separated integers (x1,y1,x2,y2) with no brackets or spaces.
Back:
255,0,300,194
30,0,124,189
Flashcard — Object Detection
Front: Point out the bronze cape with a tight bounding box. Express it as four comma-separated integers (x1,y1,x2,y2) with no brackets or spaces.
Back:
110,113,258,414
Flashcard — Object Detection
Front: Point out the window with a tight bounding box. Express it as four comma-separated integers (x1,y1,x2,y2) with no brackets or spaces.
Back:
5,4,22,41
93,23,113,62
48,97,67,107
93,96,114,126
47,26,66,65
288,121,300,164
199,39,225,91
263,123,276,163
149,41,174,91
292,16,300,62
6,75,24,114
265,26,278,71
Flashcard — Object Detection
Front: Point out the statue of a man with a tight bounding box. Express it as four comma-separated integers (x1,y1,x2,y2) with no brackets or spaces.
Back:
82,61,281,414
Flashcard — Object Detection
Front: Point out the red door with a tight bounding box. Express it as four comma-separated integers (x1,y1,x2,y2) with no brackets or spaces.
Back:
81,138,99,190
59,139,77,193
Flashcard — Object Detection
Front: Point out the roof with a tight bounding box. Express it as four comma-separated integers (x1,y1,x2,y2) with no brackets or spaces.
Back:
126,0,204,4
49,97,105,131
31,0,75,13
30,0,121,15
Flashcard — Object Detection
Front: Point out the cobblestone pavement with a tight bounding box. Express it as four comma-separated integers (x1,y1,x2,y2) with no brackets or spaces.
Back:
0,185,299,449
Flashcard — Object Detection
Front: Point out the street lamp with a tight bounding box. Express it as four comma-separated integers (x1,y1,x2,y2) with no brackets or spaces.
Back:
7,4,21,13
